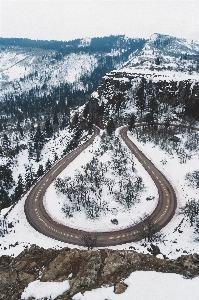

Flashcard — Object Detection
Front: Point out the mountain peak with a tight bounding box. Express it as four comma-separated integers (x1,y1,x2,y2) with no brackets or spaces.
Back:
120,33,199,75
149,33,175,42
145,33,199,56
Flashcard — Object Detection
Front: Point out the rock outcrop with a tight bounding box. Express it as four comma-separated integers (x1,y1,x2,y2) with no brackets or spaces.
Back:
0,245,199,299
88,70,199,129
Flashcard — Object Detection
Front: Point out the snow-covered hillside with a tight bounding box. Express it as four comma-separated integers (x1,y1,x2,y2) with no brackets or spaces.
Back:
1,32,199,260
1,33,199,299
0,35,145,102
121,33,199,76
0,46,98,99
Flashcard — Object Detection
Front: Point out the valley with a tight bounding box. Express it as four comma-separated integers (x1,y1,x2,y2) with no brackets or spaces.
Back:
0,32,199,299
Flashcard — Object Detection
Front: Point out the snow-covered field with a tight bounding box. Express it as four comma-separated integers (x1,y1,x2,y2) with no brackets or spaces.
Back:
119,66,199,82
21,271,199,300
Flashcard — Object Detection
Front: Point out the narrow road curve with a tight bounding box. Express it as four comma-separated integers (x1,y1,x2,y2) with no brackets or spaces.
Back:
25,125,177,247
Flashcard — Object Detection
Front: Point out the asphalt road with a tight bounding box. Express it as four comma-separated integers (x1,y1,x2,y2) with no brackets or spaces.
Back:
24,125,177,247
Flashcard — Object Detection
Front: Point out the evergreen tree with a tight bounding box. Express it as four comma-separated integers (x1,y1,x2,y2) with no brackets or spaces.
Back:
34,124,44,161
34,124,43,147
128,113,137,131
17,121,24,137
83,103,89,119
29,123,35,141
53,111,59,126
45,158,52,171
87,120,93,135
28,123,35,159
60,114,67,130
25,165,35,189
107,118,115,136
144,112,157,127
14,174,24,201
73,112,79,126
114,92,124,117
28,142,34,160
155,57,161,65
44,117,53,139
0,164,14,189
37,164,44,177
0,184,11,209
148,94,158,117
2,134,10,151
136,77,146,118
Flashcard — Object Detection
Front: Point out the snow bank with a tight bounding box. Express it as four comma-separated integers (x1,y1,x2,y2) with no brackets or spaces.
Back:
21,279,70,300
72,271,199,300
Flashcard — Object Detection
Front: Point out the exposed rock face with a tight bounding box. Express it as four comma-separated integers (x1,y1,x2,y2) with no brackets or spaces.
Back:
175,253,199,270
0,245,199,299
114,282,128,294
88,71,199,128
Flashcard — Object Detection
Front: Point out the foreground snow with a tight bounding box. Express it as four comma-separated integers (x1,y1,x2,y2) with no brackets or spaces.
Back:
21,279,70,300
21,271,199,300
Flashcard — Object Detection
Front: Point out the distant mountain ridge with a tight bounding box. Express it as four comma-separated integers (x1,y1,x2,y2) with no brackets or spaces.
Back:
0,35,145,107
0,35,146,55
1,33,199,119
121,33,199,75
147,33,199,56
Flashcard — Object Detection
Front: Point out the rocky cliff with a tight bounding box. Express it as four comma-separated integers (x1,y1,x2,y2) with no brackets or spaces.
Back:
88,70,199,129
1,245,199,299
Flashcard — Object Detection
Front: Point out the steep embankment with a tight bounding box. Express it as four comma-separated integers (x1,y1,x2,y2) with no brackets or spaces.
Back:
1,245,199,299
88,69,199,128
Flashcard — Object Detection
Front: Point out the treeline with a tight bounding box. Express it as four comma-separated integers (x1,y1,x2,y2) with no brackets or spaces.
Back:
1,82,87,120
0,35,146,56
0,37,81,53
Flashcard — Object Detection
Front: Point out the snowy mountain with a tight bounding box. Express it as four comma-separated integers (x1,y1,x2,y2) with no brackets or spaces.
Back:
121,33,199,75
0,36,145,103
88,33,199,130
146,33,199,55
1,33,199,299
0,45,98,96
1,32,199,216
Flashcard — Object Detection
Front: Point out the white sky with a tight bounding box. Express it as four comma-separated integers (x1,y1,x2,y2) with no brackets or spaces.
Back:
1,0,199,42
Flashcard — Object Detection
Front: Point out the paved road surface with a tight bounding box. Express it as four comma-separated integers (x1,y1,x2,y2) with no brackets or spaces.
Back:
24,125,177,247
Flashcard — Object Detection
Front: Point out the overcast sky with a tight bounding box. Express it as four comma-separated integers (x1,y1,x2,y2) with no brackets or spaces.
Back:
1,0,199,42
